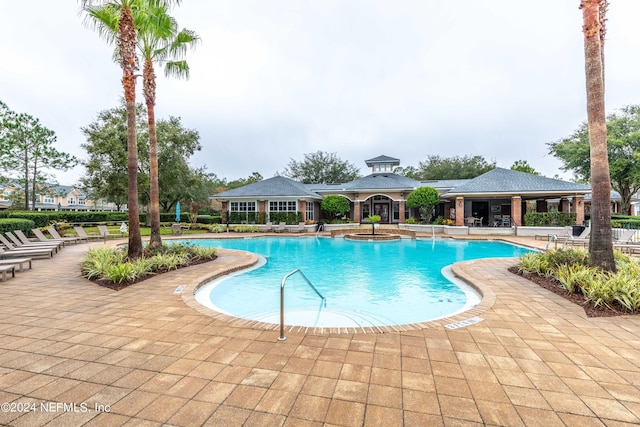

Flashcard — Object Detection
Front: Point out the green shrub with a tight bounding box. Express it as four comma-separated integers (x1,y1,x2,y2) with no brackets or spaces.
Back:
269,212,302,225
209,224,227,233
517,249,640,312
523,212,577,227
229,225,259,233
0,218,36,235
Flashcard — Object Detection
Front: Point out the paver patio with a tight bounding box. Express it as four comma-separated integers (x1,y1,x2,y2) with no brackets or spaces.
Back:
0,234,639,426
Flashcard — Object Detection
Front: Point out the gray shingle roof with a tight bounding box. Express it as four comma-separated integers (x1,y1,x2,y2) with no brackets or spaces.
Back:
215,176,323,199
341,173,422,191
365,155,400,165
445,168,591,196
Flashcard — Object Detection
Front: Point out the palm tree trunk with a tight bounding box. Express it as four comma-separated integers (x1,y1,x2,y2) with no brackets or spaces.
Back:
144,57,162,249
120,5,142,259
581,0,615,271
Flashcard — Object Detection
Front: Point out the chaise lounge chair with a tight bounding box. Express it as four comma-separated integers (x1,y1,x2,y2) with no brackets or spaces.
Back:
257,222,273,232
31,228,76,246
0,234,59,254
97,225,122,240
273,222,286,233
7,231,63,251
288,222,306,233
567,227,591,247
74,226,102,241
0,245,55,259
0,264,15,282
47,227,84,244
0,257,32,272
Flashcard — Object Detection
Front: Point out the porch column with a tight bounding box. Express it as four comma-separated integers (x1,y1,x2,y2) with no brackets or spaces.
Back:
221,201,228,224
560,198,570,213
455,197,465,226
298,200,307,222
511,196,522,226
354,200,361,222
574,196,585,225
399,200,406,224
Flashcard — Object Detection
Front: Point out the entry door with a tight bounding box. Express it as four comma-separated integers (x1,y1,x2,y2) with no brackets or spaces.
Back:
374,203,390,223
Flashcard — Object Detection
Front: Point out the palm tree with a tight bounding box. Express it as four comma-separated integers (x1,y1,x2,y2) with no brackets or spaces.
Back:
81,0,181,259
580,0,615,271
137,3,199,249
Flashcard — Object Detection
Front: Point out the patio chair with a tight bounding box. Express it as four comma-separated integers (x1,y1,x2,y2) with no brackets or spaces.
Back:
47,227,83,244
257,222,273,232
31,228,76,246
97,225,122,240
289,222,306,233
273,222,286,233
0,234,59,254
4,232,62,252
0,264,15,282
0,245,55,259
567,227,591,247
465,217,477,227
73,226,101,242
474,217,484,227
0,257,32,272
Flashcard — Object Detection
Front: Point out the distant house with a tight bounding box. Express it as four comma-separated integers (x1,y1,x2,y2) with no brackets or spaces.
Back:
0,183,120,211
214,155,592,226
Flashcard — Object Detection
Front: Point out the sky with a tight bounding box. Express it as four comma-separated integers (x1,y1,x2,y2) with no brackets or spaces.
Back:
2,1,640,186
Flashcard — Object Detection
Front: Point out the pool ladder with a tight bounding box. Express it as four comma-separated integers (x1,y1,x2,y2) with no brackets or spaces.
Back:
278,269,326,341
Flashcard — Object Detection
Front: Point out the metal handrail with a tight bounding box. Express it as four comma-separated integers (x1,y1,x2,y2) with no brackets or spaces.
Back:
279,269,326,341
545,234,558,250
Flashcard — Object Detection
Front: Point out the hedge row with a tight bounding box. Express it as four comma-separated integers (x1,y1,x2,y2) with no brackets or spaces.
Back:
0,219,36,235
524,212,577,227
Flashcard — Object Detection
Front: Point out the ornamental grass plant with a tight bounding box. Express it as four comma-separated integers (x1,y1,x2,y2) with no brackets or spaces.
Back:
517,248,640,313
81,243,216,289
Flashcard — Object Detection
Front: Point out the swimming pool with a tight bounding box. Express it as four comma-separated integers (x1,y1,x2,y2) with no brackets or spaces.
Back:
189,237,532,328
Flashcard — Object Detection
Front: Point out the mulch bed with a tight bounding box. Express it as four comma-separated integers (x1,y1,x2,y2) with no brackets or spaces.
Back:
90,255,217,291
508,266,631,318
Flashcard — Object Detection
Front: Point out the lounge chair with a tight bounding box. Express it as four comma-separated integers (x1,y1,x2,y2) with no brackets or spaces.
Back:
257,222,273,232
288,222,306,233
47,227,84,244
74,226,101,241
0,234,59,254
7,231,63,251
613,229,639,253
0,264,15,282
273,222,286,233
97,225,122,240
0,245,55,259
568,227,591,247
0,258,32,272
31,228,76,246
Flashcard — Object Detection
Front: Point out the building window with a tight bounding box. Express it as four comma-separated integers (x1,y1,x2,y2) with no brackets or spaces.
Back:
230,202,256,212
393,202,400,221
361,202,370,220
306,202,314,221
269,201,296,212
67,197,75,205
78,198,86,205
43,195,54,204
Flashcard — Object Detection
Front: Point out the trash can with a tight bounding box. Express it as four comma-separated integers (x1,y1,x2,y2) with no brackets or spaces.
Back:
572,225,585,236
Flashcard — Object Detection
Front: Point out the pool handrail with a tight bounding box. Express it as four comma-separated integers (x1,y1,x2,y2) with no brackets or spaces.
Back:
279,268,326,341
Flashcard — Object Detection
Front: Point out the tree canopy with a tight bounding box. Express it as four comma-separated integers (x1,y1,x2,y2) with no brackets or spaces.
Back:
321,194,351,218
510,160,540,175
406,155,495,180
0,100,78,210
406,186,440,223
548,104,640,215
282,151,361,184
80,103,210,213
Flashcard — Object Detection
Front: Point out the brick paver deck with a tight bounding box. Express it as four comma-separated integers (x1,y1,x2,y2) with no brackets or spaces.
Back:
0,235,639,426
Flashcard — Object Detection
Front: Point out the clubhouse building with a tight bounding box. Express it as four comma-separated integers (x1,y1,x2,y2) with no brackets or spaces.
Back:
214,155,591,227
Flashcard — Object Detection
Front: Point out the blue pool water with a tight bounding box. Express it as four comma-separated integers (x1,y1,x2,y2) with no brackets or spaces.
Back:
187,237,531,328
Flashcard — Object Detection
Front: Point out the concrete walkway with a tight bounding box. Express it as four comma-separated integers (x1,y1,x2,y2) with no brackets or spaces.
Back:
0,236,639,426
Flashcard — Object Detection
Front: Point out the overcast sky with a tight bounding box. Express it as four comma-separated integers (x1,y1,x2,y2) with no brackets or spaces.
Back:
2,1,640,185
